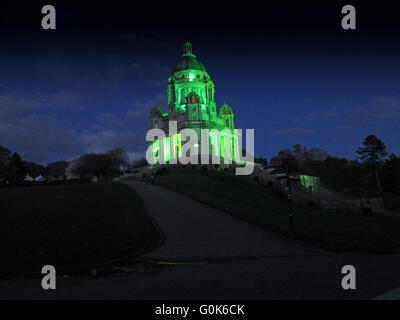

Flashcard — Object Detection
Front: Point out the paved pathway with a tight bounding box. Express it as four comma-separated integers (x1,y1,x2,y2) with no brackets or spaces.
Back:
125,180,328,261
1,180,400,299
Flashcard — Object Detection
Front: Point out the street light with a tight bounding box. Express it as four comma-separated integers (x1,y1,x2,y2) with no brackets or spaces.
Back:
273,159,300,238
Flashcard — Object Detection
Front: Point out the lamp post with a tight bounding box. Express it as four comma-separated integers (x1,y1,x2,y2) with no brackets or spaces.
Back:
274,158,299,239
287,174,295,238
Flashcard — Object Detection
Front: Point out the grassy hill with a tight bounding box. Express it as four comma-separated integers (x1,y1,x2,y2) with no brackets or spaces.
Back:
0,182,161,278
156,170,400,254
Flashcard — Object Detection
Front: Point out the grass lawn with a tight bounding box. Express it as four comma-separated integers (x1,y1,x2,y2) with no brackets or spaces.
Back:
156,171,400,254
0,182,161,278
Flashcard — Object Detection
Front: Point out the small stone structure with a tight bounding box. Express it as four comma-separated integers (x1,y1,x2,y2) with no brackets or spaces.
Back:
249,167,384,214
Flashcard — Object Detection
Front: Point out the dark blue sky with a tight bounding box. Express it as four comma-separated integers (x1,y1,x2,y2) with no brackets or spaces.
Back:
1,1,399,163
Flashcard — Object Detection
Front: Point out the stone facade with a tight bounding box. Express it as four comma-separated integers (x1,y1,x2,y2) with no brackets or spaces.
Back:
149,42,240,164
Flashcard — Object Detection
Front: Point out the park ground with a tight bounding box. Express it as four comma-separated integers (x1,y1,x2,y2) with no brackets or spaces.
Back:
0,182,161,278
0,173,400,299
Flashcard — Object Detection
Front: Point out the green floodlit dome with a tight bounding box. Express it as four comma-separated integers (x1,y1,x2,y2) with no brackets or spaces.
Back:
171,42,207,74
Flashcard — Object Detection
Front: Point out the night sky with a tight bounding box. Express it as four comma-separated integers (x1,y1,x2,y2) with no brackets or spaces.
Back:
1,1,400,163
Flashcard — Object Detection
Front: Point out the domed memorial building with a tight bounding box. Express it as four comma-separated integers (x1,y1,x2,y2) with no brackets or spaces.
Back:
149,42,240,164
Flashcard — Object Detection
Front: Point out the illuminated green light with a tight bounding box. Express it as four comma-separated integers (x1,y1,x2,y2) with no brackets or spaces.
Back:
210,132,218,156
173,133,182,158
152,140,160,163
220,136,225,158
300,175,320,192
188,72,196,81
149,43,241,165
164,137,170,162
231,137,235,161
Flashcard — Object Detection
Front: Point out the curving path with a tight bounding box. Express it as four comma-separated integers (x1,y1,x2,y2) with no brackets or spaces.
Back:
124,180,328,261
1,179,400,299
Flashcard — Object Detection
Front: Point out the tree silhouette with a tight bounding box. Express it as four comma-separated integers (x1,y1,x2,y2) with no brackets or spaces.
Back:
0,145,12,181
74,148,129,179
0,145,11,163
7,152,26,184
357,135,388,192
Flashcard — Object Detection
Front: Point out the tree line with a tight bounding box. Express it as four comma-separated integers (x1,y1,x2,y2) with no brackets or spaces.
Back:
0,145,70,185
72,148,129,179
256,135,400,195
2,134,399,194
0,145,130,185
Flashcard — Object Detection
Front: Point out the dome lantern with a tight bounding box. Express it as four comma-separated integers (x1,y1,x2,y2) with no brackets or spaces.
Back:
171,42,206,74
183,42,194,57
